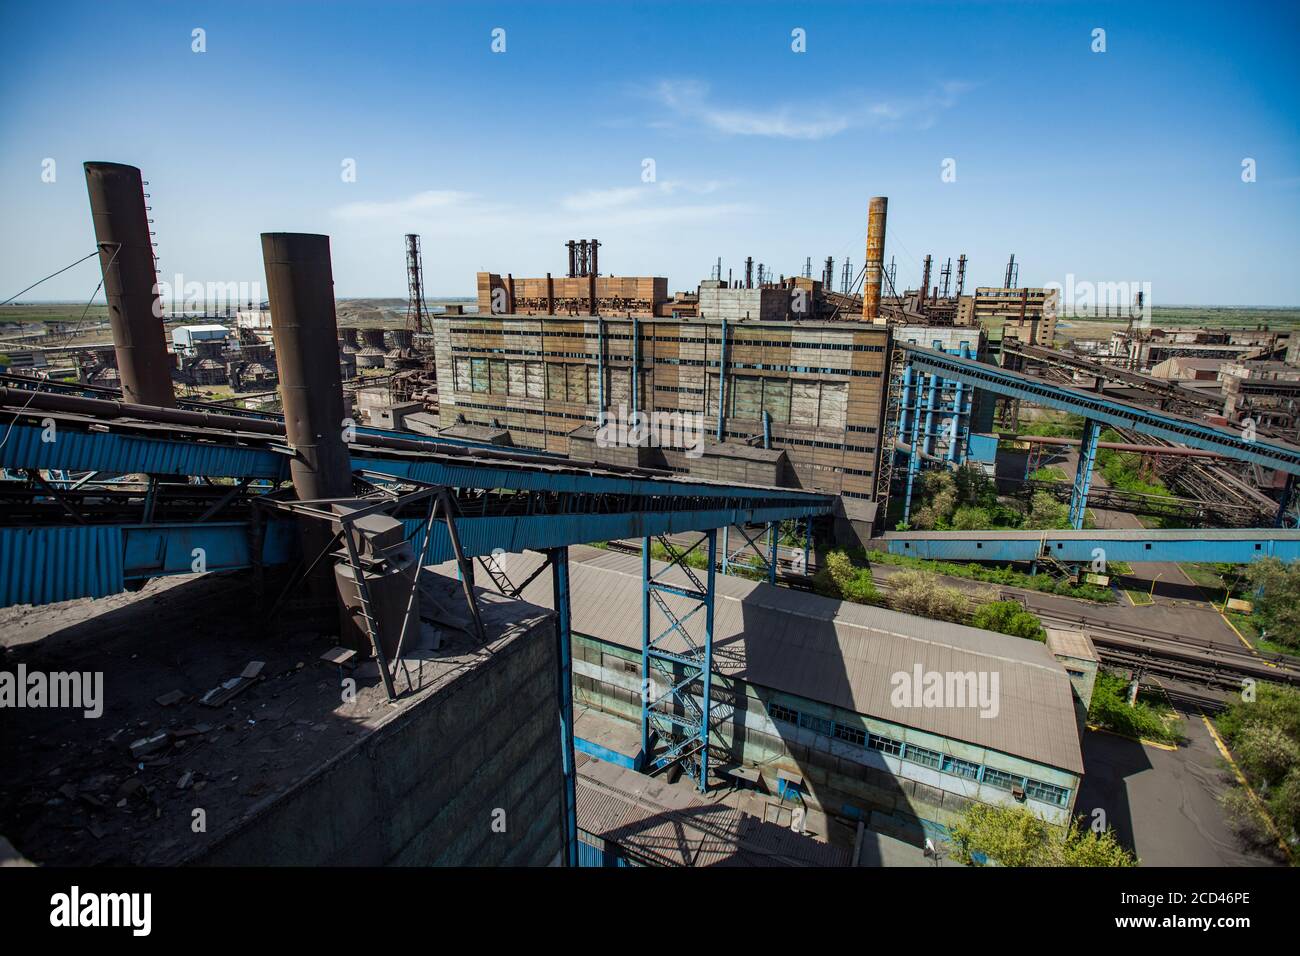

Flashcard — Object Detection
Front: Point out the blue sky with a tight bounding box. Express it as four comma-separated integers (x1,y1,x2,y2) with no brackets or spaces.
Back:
1,0,1297,305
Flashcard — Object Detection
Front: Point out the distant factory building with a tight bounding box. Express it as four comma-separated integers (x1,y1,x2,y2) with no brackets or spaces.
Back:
171,323,230,355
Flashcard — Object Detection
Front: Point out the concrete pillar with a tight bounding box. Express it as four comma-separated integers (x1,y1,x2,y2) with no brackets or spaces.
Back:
83,162,175,407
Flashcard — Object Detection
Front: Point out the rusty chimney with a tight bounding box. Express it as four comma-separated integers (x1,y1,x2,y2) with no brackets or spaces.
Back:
919,255,932,316
261,233,353,503
956,254,968,297
862,196,888,322
84,162,175,407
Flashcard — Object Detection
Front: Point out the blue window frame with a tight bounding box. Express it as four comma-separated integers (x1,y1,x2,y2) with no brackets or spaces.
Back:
1025,779,1070,806
769,703,798,725
902,744,942,769
799,713,833,736
942,756,980,780
834,723,866,746
868,733,903,756
982,767,1025,792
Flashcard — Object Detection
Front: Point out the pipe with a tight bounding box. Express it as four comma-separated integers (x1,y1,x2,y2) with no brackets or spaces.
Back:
716,319,728,440
631,317,640,415
83,162,175,407
260,233,353,502
862,197,888,321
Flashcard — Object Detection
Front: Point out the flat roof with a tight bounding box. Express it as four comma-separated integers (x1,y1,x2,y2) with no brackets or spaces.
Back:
481,546,1084,774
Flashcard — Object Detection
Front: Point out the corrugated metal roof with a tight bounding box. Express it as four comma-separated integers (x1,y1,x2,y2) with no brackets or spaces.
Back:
487,545,1084,774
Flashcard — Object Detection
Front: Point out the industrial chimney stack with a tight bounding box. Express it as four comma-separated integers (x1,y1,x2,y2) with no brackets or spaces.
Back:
84,162,175,407
861,196,888,323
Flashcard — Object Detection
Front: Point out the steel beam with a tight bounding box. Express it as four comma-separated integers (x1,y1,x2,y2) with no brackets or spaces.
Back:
1069,419,1102,529
550,546,578,866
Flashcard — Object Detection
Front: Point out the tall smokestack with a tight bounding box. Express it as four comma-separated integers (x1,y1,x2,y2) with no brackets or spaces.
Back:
862,196,888,322
261,233,353,503
956,254,968,297
83,162,175,407
744,257,754,289
919,255,932,315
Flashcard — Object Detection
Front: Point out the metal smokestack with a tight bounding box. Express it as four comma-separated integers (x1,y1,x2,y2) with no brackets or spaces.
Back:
83,162,175,407
261,233,353,503
862,196,888,322
919,255,932,315
956,254,968,297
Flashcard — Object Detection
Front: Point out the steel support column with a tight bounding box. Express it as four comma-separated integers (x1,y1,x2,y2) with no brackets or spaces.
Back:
550,546,578,867
641,531,718,792
767,522,778,585
902,373,925,526
1069,418,1102,529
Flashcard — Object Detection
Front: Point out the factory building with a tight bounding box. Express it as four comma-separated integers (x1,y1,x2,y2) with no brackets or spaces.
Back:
429,313,891,505
961,287,1057,347
501,546,1085,843
171,323,231,356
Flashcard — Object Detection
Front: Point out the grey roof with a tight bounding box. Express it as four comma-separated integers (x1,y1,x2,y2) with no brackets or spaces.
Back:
700,441,786,462
469,545,1084,774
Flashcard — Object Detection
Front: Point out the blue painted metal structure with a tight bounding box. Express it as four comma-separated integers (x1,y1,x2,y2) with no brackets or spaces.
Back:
900,344,1300,475
0,410,832,607
1069,419,1102,529
881,528,1300,564
641,531,718,791
550,546,578,866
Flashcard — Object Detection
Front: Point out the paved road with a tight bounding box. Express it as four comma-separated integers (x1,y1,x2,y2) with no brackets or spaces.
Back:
1075,706,1282,866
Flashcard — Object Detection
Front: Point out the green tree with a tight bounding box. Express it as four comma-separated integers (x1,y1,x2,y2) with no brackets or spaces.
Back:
1023,490,1071,530
1245,557,1300,651
972,600,1047,641
948,803,1136,867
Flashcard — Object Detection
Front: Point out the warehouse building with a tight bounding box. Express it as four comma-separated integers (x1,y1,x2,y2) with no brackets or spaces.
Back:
497,546,1086,844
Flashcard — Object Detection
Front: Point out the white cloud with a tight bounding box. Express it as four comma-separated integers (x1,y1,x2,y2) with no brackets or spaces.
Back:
332,190,476,221
651,78,968,140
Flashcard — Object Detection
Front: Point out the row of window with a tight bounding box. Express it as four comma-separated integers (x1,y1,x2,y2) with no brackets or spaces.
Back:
450,327,886,353
768,704,1071,806
450,346,880,380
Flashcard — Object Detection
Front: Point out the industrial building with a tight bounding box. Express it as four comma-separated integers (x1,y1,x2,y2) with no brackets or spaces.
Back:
492,546,1085,842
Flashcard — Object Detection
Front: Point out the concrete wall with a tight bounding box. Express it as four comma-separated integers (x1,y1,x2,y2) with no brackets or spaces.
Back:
195,620,564,866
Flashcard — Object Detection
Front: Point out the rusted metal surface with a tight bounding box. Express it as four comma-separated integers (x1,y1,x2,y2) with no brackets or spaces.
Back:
861,196,888,321
83,162,175,407
260,233,353,502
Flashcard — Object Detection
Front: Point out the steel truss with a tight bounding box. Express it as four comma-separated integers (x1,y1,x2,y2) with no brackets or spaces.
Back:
641,530,718,792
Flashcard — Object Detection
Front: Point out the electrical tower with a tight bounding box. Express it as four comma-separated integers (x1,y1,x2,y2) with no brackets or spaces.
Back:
1004,253,1019,289
940,257,952,298
404,233,430,336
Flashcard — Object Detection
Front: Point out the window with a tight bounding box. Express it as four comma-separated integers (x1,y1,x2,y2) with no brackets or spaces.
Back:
799,712,833,736
868,733,903,756
982,767,1025,792
834,723,866,746
942,756,980,780
903,744,942,770
1025,779,1071,807
770,703,798,725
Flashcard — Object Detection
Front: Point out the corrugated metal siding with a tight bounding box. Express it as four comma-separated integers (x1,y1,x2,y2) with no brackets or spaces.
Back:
0,423,288,480
0,526,124,607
